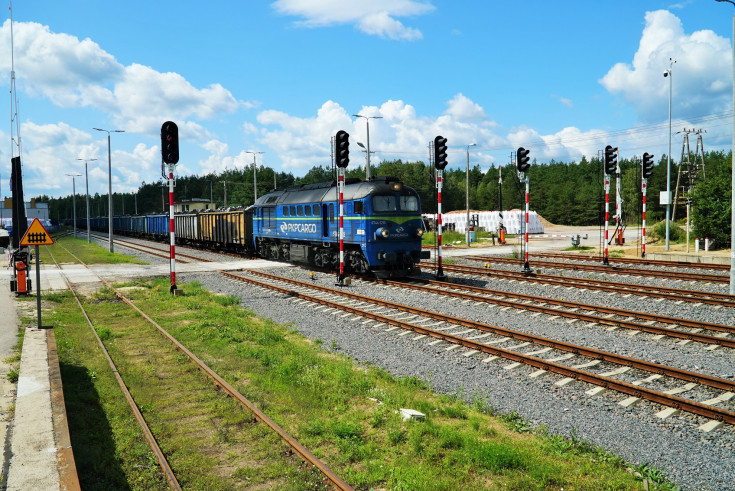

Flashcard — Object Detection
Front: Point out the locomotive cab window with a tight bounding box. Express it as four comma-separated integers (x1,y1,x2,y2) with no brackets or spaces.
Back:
329,203,335,222
354,202,364,214
399,195,419,212
262,207,275,228
372,195,397,212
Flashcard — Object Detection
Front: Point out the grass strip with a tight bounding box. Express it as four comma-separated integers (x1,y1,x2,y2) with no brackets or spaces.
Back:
119,278,661,490
49,285,328,490
38,235,148,265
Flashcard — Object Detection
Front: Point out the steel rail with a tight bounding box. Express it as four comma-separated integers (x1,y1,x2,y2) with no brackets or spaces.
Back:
114,291,353,491
48,244,182,490
430,263,735,308
383,277,735,339
467,255,729,283
227,270,735,425
87,233,206,263
236,269,735,391
89,231,248,261
100,235,215,263
533,252,731,271
50,241,352,491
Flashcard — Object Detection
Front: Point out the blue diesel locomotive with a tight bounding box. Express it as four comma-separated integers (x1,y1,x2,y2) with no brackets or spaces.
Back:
253,176,429,277
84,176,429,278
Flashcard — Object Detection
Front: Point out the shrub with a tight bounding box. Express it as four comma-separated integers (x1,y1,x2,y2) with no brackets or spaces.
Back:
651,221,684,243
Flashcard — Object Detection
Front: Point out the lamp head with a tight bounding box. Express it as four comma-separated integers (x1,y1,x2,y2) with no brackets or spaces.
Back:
663,70,669,77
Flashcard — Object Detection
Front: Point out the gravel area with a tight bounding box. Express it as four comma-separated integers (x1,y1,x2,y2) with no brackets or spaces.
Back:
110,237,735,490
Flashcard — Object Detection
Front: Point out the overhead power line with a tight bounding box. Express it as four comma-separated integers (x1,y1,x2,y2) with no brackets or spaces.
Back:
367,110,733,161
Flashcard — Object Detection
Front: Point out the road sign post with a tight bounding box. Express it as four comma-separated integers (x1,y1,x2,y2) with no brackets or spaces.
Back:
19,218,54,328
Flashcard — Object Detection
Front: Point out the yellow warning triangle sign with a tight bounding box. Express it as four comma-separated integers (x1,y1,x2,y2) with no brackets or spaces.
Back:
20,218,54,246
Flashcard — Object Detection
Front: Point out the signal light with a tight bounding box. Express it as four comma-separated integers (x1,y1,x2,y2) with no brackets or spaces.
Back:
604,145,618,175
434,135,448,170
335,130,350,168
642,152,654,179
161,121,179,164
516,147,530,173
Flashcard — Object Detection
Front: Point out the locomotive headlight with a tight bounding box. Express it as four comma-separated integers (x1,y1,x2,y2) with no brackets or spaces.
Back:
416,228,424,237
376,227,390,238
392,183,403,191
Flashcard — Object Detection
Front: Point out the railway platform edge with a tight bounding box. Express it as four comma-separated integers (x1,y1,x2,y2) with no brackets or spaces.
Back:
0,278,80,490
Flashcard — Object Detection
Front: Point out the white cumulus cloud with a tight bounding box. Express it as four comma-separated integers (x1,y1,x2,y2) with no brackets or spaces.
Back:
445,93,487,121
599,10,731,122
0,20,249,137
271,0,434,40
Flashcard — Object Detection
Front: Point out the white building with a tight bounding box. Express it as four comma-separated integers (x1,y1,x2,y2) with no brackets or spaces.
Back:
425,210,544,234
0,198,50,229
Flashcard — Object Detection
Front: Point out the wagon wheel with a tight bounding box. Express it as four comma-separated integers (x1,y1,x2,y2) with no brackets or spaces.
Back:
348,252,369,275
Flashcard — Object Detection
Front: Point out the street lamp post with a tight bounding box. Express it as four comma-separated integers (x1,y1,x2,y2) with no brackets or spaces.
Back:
663,59,675,251
352,114,382,180
93,127,124,252
77,158,97,243
466,143,477,246
716,0,735,294
356,142,375,174
65,173,82,237
245,151,264,202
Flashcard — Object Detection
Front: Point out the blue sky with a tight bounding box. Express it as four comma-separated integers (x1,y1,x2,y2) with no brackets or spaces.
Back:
0,0,732,198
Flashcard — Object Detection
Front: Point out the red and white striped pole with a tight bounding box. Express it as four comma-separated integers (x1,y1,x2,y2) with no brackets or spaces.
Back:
337,167,345,285
334,129,349,286
168,166,177,293
604,175,610,265
523,177,530,272
641,178,647,258
436,169,446,280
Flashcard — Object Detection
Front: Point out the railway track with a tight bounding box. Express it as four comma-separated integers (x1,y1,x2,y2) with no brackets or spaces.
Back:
365,277,735,350
226,269,735,431
87,232,210,263
47,241,352,490
533,251,731,271
467,254,730,284
423,262,735,308
46,244,181,489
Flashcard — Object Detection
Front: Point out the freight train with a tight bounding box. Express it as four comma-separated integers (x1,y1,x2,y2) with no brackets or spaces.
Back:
85,176,430,278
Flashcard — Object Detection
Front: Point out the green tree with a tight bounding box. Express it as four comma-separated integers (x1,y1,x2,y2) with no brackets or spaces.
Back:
692,150,731,247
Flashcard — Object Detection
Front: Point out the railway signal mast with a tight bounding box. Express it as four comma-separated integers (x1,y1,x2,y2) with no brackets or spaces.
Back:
498,160,505,244
603,145,618,265
641,152,654,258
161,121,180,295
335,130,350,286
434,136,448,280
614,149,624,246
516,147,531,273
